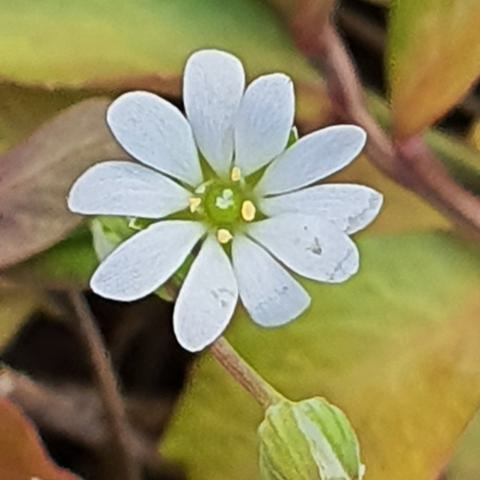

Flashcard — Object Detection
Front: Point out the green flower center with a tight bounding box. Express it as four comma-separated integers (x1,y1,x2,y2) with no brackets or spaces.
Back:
204,182,243,226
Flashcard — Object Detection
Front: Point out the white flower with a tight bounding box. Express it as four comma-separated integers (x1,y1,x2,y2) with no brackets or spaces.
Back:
68,49,382,352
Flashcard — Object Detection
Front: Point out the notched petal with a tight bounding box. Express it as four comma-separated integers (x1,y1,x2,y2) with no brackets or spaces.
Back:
68,160,191,219
247,214,360,283
91,220,205,302
184,49,245,178
107,91,202,186
259,184,383,234
174,235,238,352
232,235,310,327
255,125,367,196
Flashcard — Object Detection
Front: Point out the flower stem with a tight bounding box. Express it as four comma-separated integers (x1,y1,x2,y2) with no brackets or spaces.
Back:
209,337,284,409
67,291,141,480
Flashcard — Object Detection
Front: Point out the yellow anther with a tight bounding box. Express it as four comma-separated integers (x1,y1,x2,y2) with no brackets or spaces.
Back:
217,228,233,244
189,196,202,213
241,200,256,222
230,166,242,182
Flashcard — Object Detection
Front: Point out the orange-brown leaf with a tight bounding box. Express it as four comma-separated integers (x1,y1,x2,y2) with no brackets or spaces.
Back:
0,397,78,480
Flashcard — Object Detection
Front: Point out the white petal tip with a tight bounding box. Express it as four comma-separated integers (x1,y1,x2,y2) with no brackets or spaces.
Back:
173,311,230,353
257,294,311,329
90,277,142,303
174,333,215,353
347,124,367,139
350,187,383,233
328,251,360,283
268,72,293,85
107,90,148,125
186,49,242,66
67,180,89,214
66,175,84,213
173,236,238,353
67,186,92,216
370,190,384,214
333,124,368,157
66,192,79,214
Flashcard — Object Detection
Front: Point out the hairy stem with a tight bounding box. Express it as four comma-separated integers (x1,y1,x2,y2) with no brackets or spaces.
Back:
67,291,141,480
210,337,284,409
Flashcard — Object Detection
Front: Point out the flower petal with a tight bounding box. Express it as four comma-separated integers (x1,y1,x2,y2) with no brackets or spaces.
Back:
255,125,367,196
68,161,191,219
174,235,238,352
247,214,359,283
232,235,310,327
107,91,202,186
259,184,383,234
234,73,294,176
184,49,245,178
91,221,205,302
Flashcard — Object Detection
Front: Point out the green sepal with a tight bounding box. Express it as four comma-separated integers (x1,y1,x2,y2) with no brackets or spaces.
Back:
258,397,364,480
287,126,299,147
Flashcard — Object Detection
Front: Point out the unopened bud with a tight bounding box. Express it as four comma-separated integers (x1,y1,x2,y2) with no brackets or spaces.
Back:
258,398,364,480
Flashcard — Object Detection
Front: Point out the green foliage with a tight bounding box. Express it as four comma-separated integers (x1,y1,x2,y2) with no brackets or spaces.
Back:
0,1,479,478
162,233,480,480
447,412,480,479
4,229,98,289
0,0,326,127
0,289,42,352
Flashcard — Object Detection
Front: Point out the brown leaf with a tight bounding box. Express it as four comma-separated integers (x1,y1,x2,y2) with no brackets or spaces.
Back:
0,397,78,480
0,98,125,270
388,0,480,138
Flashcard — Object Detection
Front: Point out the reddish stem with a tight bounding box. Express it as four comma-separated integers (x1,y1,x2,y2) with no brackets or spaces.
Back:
306,22,480,237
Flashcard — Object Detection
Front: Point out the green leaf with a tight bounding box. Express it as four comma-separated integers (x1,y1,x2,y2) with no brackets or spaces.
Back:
3,229,98,289
0,98,126,269
5,222,185,301
387,0,480,138
0,0,328,128
0,288,42,352
161,232,480,480
446,409,480,479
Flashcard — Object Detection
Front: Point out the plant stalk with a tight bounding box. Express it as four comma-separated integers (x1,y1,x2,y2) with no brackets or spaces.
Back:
67,291,141,480
210,337,284,409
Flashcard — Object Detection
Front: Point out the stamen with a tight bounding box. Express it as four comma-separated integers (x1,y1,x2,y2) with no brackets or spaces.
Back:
241,200,256,222
195,181,210,194
128,217,142,230
189,196,202,213
217,228,233,244
230,166,242,182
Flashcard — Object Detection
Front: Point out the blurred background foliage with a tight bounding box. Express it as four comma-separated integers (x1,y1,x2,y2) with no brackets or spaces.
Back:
0,0,479,479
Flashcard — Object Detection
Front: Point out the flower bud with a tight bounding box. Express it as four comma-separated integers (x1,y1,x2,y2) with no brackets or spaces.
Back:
90,217,133,261
258,397,364,480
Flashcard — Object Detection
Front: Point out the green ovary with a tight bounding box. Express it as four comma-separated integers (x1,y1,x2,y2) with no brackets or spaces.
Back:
204,182,243,226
